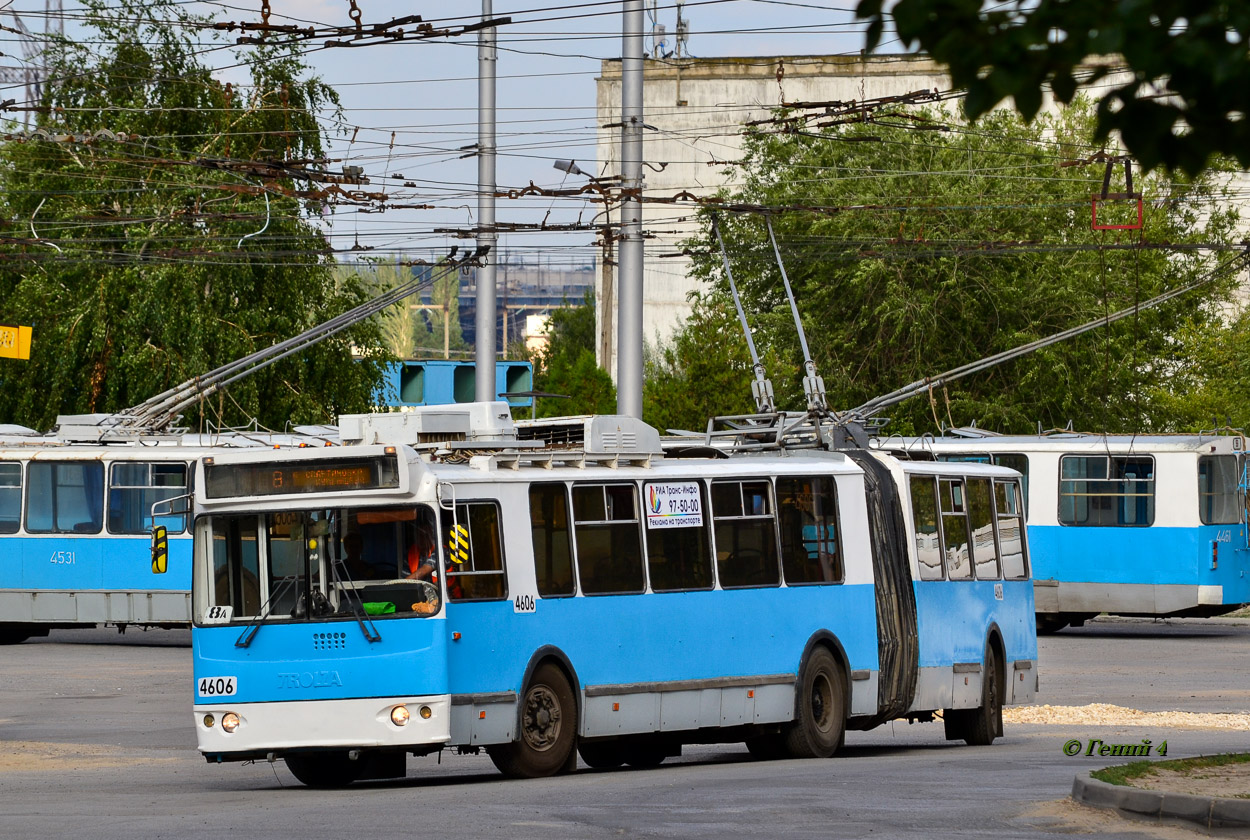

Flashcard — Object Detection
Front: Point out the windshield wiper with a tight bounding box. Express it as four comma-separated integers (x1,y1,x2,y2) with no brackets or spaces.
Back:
329,561,382,643
234,575,301,648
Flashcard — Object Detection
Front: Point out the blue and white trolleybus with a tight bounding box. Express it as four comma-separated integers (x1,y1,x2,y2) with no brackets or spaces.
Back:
185,404,1038,785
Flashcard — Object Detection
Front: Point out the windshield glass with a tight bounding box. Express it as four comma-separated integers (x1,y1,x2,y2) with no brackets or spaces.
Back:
196,505,441,624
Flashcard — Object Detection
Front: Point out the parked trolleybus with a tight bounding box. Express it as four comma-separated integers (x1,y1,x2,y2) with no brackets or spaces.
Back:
880,431,1250,632
0,415,334,644
0,362,527,645
183,403,1037,786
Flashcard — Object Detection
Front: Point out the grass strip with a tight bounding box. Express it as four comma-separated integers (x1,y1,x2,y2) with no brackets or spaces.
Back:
1091,752,1250,788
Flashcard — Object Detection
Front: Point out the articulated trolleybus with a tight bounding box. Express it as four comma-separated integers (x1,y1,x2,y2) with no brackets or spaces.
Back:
186,404,1037,786
892,431,1250,632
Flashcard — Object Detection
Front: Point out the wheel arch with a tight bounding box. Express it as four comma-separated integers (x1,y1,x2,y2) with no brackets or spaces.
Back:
983,621,1007,699
795,630,851,721
515,645,581,737
984,622,1006,669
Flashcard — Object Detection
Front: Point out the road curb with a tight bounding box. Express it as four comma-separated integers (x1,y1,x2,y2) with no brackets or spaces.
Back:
1072,770,1250,830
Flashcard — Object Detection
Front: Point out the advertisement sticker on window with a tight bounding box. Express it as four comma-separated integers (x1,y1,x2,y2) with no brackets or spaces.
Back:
643,482,703,529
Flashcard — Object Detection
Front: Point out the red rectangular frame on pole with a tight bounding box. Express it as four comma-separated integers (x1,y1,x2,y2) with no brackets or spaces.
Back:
1091,192,1143,230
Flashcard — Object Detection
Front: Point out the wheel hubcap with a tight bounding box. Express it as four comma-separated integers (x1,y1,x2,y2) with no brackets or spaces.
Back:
811,673,833,733
522,685,562,751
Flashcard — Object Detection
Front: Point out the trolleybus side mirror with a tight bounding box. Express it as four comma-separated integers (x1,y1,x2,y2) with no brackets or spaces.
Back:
151,526,169,574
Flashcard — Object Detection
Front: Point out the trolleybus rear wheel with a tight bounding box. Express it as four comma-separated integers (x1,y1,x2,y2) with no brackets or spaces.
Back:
1035,615,1069,635
577,740,626,769
783,647,846,759
489,662,576,778
623,740,668,768
945,642,1003,746
745,733,787,760
284,751,361,788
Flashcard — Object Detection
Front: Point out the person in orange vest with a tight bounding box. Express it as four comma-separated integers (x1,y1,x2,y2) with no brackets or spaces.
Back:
405,522,437,582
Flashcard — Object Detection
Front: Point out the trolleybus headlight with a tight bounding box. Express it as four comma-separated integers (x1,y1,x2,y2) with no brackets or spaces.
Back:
203,714,215,728
419,706,432,720
390,705,410,727
222,712,241,733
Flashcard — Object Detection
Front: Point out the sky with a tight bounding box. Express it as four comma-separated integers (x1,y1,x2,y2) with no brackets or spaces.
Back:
0,1,896,267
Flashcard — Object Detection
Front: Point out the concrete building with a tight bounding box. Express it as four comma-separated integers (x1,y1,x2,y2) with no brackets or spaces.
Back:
595,55,953,375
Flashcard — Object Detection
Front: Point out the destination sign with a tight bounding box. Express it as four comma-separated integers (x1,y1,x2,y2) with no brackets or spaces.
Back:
204,455,401,499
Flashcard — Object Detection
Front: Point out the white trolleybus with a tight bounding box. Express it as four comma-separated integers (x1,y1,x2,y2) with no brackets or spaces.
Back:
0,415,336,644
882,431,1250,633
182,404,1037,786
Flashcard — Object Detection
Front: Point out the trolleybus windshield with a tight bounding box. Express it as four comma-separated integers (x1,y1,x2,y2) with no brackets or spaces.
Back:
197,504,440,625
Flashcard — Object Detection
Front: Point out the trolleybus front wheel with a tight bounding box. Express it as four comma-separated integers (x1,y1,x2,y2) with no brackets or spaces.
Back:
489,662,576,778
782,647,846,759
284,751,361,788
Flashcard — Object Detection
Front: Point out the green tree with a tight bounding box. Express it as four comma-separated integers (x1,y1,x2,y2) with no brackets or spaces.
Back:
347,261,468,360
856,0,1250,174
0,0,386,430
643,291,792,432
674,103,1238,434
1148,309,1250,430
527,292,616,418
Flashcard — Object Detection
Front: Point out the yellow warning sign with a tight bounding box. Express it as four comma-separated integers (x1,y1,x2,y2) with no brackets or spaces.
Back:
0,324,32,360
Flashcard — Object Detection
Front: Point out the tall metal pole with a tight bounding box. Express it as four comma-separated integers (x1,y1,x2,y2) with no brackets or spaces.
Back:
617,0,645,418
475,0,499,403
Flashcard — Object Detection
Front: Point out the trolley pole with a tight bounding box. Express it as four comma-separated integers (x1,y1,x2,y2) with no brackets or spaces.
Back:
617,0,645,418
475,0,499,403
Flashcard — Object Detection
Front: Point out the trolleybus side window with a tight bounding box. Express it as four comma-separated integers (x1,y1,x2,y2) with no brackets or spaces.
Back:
776,476,842,585
442,502,506,601
992,454,1029,515
995,480,1028,579
910,476,944,580
108,461,189,535
572,484,645,595
530,483,575,597
940,478,973,580
210,515,262,619
711,479,780,589
643,481,713,592
967,477,1000,580
937,453,1030,514
25,461,104,534
1198,455,1240,525
0,461,20,534
1059,455,1155,527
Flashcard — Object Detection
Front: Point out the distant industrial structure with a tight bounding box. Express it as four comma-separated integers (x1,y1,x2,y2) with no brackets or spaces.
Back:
413,250,595,354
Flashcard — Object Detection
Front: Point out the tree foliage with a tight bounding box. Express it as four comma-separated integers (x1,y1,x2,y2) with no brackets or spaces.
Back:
525,291,616,418
672,104,1239,434
346,261,468,361
0,0,386,431
643,291,790,432
856,0,1250,175
1148,307,1250,431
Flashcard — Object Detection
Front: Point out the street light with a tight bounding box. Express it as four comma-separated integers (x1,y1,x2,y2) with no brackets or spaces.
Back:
553,159,590,178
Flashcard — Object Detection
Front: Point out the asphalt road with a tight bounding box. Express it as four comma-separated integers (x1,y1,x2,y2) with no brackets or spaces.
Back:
1,618,1247,840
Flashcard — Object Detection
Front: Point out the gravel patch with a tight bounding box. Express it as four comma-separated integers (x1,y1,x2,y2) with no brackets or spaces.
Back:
1004,702,1250,729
